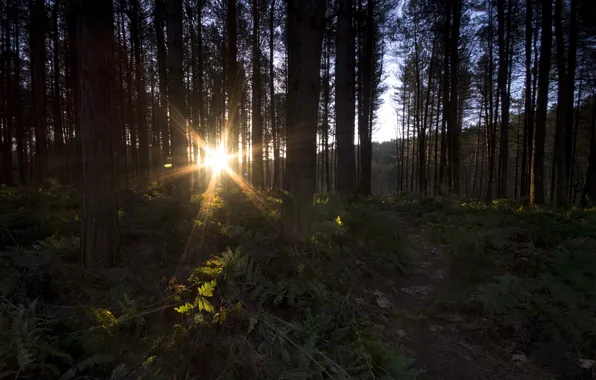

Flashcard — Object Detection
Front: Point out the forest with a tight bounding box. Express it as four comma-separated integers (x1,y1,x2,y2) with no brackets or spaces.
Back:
0,0,595,379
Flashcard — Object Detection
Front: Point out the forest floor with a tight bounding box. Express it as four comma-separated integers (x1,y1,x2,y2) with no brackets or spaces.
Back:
371,212,551,380
1,183,595,379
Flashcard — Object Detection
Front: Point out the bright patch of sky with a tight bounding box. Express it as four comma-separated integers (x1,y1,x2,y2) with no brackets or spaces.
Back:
375,54,400,142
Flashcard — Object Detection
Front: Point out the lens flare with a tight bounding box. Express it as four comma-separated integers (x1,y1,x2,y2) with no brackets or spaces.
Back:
202,145,228,173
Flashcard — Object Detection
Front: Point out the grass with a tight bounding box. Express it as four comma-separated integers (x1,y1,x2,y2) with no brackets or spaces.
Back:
0,184,418,379
381,194,596,378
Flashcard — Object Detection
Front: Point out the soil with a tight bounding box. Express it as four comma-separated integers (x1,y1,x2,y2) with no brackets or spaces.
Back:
366,213,553,380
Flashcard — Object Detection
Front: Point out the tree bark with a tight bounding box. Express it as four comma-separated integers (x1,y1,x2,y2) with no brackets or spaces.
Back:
449,0,461,194
1,2,13,185
497,0,510,198
227,0,239,176
31,0,49,181
283,0,326,240
270,0,279,188
14,11,27,184
77,0,118,269
335,0,356,197
357,0,374,196
155,0,169,170
553,0,568,206
322,31,331,192
521,0,533,199
581,97,596,207
251,0,264,189
131,0,149,183
530,0,552,205
166,0,190,200
51,1,65,182
439,1,450,193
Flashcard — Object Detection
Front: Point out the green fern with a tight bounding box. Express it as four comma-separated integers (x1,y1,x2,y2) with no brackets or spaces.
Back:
59,354,114,380
0,300,72,377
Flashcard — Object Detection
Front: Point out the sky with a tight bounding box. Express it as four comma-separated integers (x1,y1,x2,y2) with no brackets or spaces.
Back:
373,53,400,143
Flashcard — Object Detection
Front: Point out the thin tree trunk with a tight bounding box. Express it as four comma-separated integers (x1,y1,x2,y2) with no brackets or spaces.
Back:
116,11,129,183
155,0,169,171
131,0,149,183
14,11,26,184
570,77,582,200
401,86,406,192
252,0,264,188
530,0,552,205
521,0,532,199
166,0,190,200
434,80,441,194
322,33,331,192
270,0,279,188
1,3,12,185
357,0,374,196
228,0,239,177
497,0,510,198
439,2,450,193
52,1,65,181
31,0,49,181
449,0,461,194
581,96,596,206
564,0,577,182
197,0,204,185
553,0,568,205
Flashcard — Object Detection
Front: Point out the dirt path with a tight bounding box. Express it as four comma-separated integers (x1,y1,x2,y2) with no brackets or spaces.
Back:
370,213,551,380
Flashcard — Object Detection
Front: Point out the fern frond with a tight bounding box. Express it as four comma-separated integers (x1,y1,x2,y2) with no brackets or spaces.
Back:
59,354,114,380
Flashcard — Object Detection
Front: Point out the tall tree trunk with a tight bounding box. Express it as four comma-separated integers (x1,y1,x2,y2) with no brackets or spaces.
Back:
553,0,568,206
401,86,406,192
283,0,326,240
335,0,356,197
564,0,577,182
449,0,461,194
497,0,510,198
521,0,533,199
570,76,582,200
31,0,49,181
485,1,496,202
530,0,552,205
131,0,149,183
166,0,190,200
439,2,450,193
270,0,279,188
322,32,331,192
122,4,138,179
357,0,374,196
405,92,410,191
155,0,169,171
473,104,483,196
419,36,436,195
251,0,264,188
150,68,160,176
197,0,204,184
188,4,198,185
14,11,26,184
77,0,118,268
52,1,65,181
1,3,13,185
67,2,80,183
581,97,596,207
227,0,239,176
116,11,129,183
433,80,441,194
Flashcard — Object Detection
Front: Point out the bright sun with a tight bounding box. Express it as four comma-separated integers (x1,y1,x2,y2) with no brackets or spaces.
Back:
202,146,228,173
